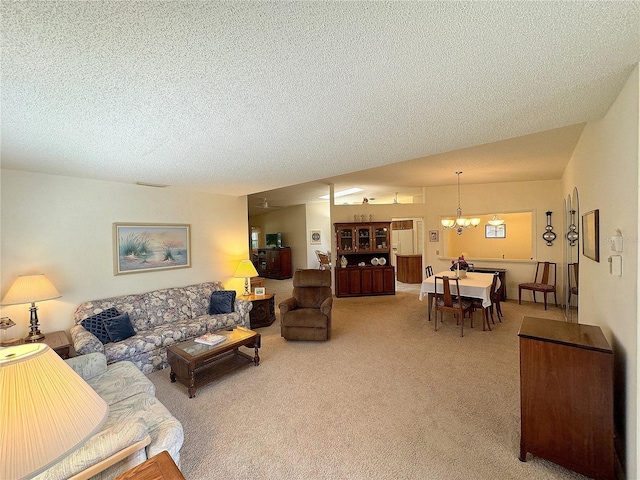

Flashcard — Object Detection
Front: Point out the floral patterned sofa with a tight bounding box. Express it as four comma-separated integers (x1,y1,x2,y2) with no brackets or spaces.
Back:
35,352,184,479
70,281,252,373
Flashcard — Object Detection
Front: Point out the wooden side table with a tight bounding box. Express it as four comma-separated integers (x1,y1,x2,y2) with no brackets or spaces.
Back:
115,450,185,480
242,293,276,328
41,330,72,359
0,330,72,359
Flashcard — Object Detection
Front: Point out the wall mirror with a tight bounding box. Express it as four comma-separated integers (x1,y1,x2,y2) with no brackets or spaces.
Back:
442,211,534,260
564,187,579,323
582,209,600,262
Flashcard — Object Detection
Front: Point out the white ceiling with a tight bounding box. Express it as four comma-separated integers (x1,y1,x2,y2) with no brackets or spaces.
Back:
2,2,639,207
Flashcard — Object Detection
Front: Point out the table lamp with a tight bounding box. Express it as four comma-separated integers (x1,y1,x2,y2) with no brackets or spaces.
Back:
1,274,61,342
0,343,108,479
234,260,259,296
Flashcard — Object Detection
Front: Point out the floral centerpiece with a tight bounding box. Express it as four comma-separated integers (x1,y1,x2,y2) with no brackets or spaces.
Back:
450,255,469,277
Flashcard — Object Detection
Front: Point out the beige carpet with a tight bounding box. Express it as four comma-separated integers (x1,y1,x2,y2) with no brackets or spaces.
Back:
148,279,587,480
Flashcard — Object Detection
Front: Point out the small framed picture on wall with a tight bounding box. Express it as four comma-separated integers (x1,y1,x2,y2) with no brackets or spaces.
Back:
310,229,322,245
429,230,439,242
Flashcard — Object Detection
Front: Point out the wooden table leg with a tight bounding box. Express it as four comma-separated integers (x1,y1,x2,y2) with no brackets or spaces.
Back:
254,345,260,366
428,293,434,321
188,369,196,398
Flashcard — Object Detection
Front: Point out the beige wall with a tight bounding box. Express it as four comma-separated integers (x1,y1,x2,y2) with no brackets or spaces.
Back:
305,202,332,268
0,170,250,338
444,212,533,260
561,64,639,478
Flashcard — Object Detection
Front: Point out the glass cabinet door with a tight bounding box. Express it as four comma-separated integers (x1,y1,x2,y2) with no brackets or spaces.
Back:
337,227,354,252
374,226,389,251
356,226,372,252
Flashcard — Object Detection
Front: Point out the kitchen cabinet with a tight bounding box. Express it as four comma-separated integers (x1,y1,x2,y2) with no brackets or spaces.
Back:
396,254,423,283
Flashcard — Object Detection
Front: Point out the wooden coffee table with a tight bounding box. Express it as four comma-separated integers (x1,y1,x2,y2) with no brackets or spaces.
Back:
167,326,260,398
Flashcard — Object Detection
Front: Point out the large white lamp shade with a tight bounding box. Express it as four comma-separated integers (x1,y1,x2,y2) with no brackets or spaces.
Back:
0,344,108,479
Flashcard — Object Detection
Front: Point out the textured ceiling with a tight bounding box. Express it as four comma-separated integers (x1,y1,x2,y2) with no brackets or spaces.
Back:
2,2,639,202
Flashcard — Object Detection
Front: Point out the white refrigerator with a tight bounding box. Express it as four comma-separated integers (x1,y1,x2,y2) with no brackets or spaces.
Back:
391,229,414,266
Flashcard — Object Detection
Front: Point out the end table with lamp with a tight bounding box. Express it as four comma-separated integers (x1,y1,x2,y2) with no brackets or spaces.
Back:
0,274,71,358
1,273,61,342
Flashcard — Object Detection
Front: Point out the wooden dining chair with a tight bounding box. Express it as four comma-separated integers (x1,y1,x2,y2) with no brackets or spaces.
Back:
434,275,474,337
491,274,504,321
315,250,332,270
466,273,499,331
425,265,434,278
518,261,557,310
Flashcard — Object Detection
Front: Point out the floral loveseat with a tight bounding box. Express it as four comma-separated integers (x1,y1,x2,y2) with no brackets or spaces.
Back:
36,352,183,479
70,282,252,373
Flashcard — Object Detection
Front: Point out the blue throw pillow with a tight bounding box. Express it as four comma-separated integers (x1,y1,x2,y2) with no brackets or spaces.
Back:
209,290,236,314
80,307,120,344
104,312,136,343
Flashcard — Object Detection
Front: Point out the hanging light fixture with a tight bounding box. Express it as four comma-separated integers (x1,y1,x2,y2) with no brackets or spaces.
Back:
441,171,481,235
488,215,505,226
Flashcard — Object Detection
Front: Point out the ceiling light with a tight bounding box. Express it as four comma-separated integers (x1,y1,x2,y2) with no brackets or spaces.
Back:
441,172,480,235
319,188,363,200
488,215,505,226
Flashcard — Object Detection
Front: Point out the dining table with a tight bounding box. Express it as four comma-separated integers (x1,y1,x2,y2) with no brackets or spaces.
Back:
419,270,496,322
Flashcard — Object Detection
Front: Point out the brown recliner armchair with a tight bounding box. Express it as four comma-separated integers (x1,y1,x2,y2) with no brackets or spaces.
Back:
279,269,333,341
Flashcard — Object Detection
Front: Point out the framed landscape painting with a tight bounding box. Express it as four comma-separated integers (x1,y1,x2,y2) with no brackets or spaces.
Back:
113,223,191,275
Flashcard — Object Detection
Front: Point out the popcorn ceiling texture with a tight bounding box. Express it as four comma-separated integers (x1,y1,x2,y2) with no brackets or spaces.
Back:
1,2,638,195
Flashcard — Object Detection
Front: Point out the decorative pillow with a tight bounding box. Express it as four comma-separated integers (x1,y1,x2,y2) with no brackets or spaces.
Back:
104,312,136,343
209,290,236,314
80,307,120,344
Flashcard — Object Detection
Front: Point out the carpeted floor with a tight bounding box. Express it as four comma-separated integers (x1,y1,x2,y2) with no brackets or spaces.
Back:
148,278,588,480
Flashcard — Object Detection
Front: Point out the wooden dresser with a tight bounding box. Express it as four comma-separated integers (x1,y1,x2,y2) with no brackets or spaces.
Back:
518,316,614,480
255,248,292,279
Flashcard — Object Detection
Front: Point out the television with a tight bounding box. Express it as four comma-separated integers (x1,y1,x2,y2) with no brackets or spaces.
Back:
265,233,282,248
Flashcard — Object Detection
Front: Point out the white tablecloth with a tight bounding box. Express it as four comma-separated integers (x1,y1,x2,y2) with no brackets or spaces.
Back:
419,271,494,308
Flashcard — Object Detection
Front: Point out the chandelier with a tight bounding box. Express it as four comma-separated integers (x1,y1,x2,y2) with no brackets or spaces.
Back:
441,171,480,235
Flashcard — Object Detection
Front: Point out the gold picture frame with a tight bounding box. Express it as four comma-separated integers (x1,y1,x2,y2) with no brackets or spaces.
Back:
113,223,191,275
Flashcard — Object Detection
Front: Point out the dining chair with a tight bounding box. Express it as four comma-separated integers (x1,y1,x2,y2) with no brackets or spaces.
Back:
466,273,498,331
491,273,504,321
315,250,332,270
567,262,579,304
518,261,557,310
425,265,434,278
434,275,474,337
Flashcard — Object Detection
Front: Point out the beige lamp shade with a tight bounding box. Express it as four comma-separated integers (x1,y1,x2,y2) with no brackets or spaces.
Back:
1,274,61,306
233,260,259,279
0,344,108,479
